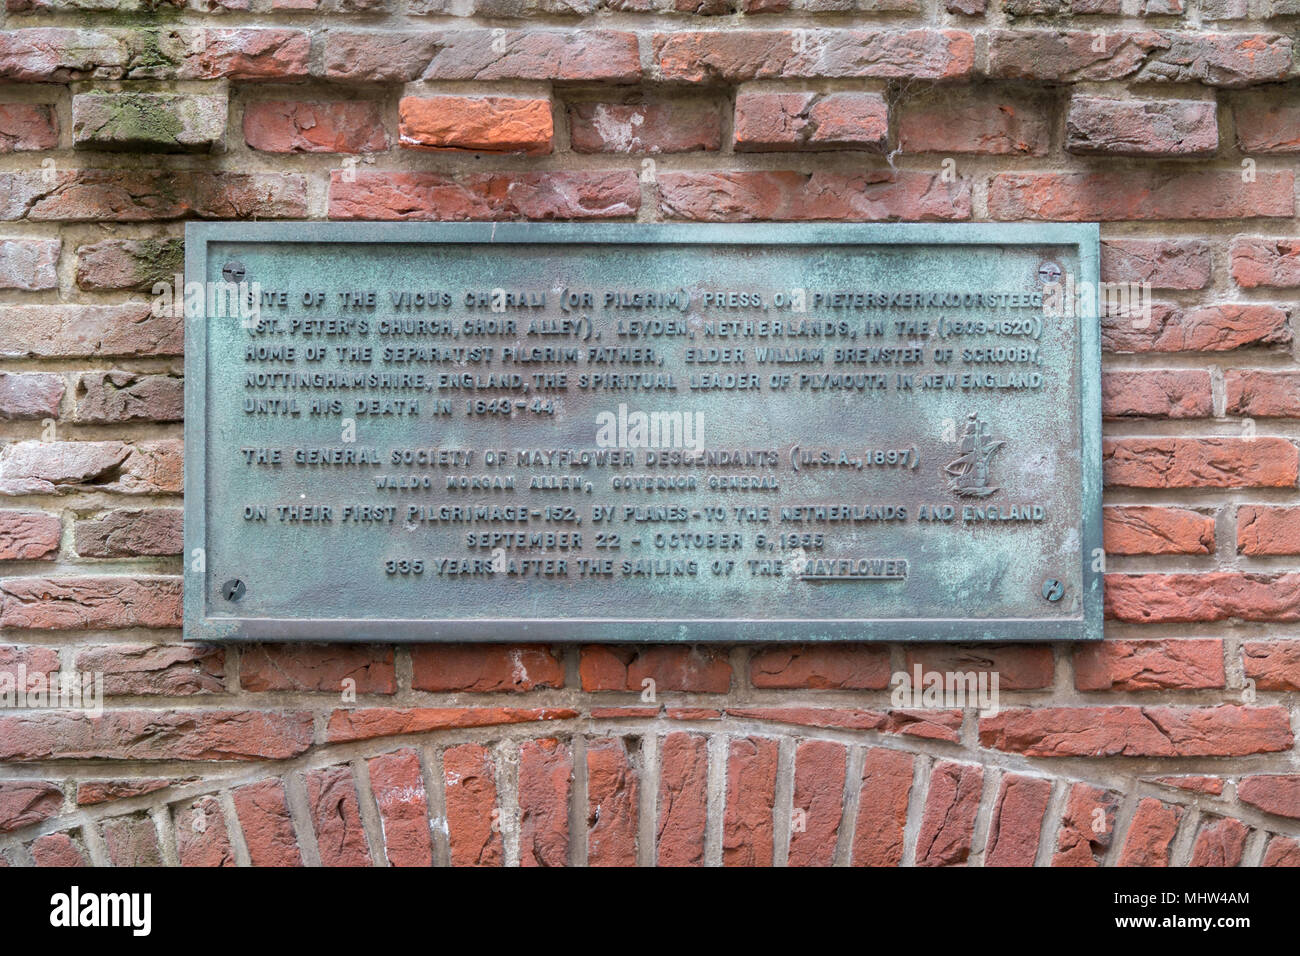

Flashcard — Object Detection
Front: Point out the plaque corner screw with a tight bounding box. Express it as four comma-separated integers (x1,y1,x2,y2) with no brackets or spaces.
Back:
1037,261,1062,285
222,578,246,602
1041,578,1064,602
221,261,247,284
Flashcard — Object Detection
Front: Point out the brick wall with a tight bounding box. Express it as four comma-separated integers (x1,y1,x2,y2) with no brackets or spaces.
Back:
0,0,1298,867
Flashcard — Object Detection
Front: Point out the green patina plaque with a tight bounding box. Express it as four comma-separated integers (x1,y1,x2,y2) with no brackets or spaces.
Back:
184,222,1102,642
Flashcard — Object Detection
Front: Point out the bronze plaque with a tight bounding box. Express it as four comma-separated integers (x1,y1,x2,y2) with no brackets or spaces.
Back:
184,222,1102,642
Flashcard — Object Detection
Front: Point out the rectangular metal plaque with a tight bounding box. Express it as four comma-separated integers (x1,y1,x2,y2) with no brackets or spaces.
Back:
184,222,1102,643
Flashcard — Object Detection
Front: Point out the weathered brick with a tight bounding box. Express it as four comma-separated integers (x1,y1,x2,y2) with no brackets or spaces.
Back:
750,644,891,689
304,765,371,866
1238,506,1300,555
325,707,575,743
851,748,913,867
898,86,1049,155
1234,90,1300,152
232,779,302,866
587,737,638,866
1101,238,1210,289
1244,641,1300,690
72,370,182,424
411,645,563,693
1106,573,1300,622
518,737,571,867
653,29,975,82
981,705,1292,756
72,92,226,152
916,761,982,866
76,643,225,696
443,742,502,866
1103,369,1212,419
1103,437,1298,489
989,171,1293,221
243,100,388,154
75,238,183,292
569,100,721,154
0,103,58,151
175,796,235,867
0,781,62,833
0,238,59,289
399,95,553,154
1118,798,1181,866
1231,237,1300,288
368,749,433,867
1,440,183,496
723,736,777,866
657,732,708,866
1151,776,1224,795
0,372,63,420
0,576,181,629
1103,303,1291,354
75,509,182,558
984,775,1051,867
734,90,887,151
329,170,639,221
1189,817,1248,866
241,645,395,694
1263,836,1300,866
1066,96,1217,156
1226,370,1300,417
1074,639,1224,691
77,779,175,806
1052,783,1119,866
102,814,161,866
1238,774,1300,819
0,304,181,358
0,511,61,561
28,832,88,866
905,644,1054,689
658,171,971,221
581,645,730,693
787,740,846,866
1103,505,1214,555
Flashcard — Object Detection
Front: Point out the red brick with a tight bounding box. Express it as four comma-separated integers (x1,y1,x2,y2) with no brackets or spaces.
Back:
0,371,63,419
1225,370,1300,418
0,304,180,359
723,736,777,866
1190,817,1248,866
28,832,88,866
750,644,891,689
326,707,576,743
329,170,639,221
987,30,1293,86
74,509,182,558
985,775,1051,867
1104,505,1215,556
657,732,708,866
734,90,887,151
232,779,302,866
1238,506,1300,555
241,645,395,694
1263,836,1300,866
399,95,553,154
1243,641,1300,690
192,29,310,80
0,511,61,561
0,710,314,761
424,30,640,81
76,643,225,696
175,796,235,867
587,737,638,866
1075,639,1224,691
898,86,1049,155
851,748,913,867
368,749,433,867
304,765,371,866
1102,369,1212,419
1234,91,1300,152
102,814,161,866
0,440,183,497
0,643,58,674
981,705,1292,756
1052,783,1120,866
916,761,983,866
1101,238,1211,290
0,781,61,834
1103,303,1291,354
569,101,721,154
581,645,730,693
787,740,846,866
1238,774,1300,819
658,171,971,222
1103,438,1298,489
0,103,58,151
0,169,308,221
1106,572,1300,623
1230,237,1300,288
0,238,59,289
443,742,502,867
74,238,183,292
411,645,563,693
0,576,181,629
653,29,975,82
725,706,961,741
989,170,1293,221
72,370,182,424
905,644,1054,690
1118,798,1182,866
1067,96,1217,156
77,779,176,806
518,737,571,867
244,100,388,153
1151,776,1224,795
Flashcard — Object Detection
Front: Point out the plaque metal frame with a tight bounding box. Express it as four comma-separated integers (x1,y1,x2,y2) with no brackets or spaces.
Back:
185,221,1102,643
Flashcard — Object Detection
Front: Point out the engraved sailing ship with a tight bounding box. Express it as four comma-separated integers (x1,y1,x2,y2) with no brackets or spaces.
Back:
944,412,1004,498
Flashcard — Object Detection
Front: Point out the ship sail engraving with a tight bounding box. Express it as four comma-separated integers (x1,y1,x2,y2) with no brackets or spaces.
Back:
944,412,1004,498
